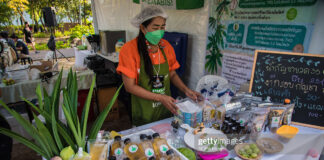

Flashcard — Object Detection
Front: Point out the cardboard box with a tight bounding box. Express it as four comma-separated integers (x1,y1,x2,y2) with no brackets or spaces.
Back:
30,60,53,72
97,87,119,121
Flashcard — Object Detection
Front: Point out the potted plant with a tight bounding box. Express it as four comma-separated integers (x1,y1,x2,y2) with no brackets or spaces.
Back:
0,68,122,159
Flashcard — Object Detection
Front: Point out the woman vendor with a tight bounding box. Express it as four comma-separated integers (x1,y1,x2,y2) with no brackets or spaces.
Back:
117,6,202,126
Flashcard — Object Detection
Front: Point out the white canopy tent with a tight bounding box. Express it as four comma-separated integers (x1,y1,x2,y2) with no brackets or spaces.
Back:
91,0,210,89
90,0,324,90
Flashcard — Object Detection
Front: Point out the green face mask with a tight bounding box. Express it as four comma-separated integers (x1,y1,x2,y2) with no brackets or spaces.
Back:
145,30,165,45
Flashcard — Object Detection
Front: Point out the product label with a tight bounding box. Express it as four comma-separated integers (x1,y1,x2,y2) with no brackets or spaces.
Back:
114,148,123,156
129,145,138,153
271,117,280,128
145,148,155,157
159,144,169,153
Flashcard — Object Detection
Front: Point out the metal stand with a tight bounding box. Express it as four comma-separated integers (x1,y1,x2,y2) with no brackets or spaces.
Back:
49,27,70,62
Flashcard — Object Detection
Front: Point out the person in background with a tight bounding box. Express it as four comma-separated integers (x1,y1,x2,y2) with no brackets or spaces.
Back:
117,6,202,126
10,34,29,55
23,22,38,53
0,31,17,54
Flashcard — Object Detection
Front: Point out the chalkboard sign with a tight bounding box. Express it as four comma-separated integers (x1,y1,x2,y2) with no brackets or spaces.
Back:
250,50,324,129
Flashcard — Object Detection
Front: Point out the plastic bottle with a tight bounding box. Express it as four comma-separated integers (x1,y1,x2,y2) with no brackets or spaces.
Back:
110,135,124,159
115,39,124,53
139,134,156,159
108,156,116,160
166,149,180,160
152,133,170,159
123,138,146,160
90,133,108,160
73,147,91,160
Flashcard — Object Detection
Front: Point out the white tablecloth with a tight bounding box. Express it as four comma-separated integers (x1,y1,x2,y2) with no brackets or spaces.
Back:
0,69,95,104
119,118,324,160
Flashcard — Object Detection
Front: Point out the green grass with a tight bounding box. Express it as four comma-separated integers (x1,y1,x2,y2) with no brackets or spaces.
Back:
28,40,71,51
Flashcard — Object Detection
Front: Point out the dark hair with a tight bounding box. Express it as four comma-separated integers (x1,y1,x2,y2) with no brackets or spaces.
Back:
10,34,18,39
0,31,9,40
138,19,154,79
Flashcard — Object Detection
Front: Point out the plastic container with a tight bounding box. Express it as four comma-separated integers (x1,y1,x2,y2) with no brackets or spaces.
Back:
276,125,299,142
175,98,202,128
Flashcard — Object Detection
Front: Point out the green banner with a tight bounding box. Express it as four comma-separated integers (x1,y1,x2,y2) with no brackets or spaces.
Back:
239,0,317,8
133,0,204,10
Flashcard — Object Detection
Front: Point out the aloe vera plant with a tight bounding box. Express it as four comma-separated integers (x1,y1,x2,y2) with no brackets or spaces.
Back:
0,68,122,159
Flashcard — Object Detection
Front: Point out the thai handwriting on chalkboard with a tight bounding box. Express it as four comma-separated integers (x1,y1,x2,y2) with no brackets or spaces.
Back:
306,94,321,102
294,96,324,112
309,78,324,86
265,64,321,75
263,88,291,98
287,57,321,66
264,79,318,93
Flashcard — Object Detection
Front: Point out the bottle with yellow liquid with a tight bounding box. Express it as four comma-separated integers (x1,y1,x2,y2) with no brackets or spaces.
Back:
123,138,146,160
90,133,108,160
166,149,180,160
152,133,170,159
139,134,156,159
110,135,124,159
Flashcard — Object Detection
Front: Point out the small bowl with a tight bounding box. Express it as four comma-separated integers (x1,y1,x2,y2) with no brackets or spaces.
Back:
276,125,299,143
234,143,263,160
256,137,283,154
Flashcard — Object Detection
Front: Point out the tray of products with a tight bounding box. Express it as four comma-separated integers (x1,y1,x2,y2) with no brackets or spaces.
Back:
106,129,188,160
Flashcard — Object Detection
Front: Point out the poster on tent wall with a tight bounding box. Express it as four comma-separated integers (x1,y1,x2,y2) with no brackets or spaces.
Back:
205,0,319,87
221,52,254,89
209,0,319,54
132,0,204,10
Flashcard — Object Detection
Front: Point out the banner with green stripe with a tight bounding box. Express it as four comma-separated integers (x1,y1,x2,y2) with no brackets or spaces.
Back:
133,0,204,10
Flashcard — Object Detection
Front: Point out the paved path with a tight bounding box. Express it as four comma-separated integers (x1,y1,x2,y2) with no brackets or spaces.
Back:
29,48,75,60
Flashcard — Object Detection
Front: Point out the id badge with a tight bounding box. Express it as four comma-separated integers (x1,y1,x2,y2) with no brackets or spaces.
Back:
151,75,165,94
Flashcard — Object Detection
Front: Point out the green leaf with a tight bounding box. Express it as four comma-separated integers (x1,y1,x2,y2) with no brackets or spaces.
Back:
88,84,122,139
0,100,52,158
33,112,58,156
62,103,82,147
52,105,63,151
51,69,63,120
36,84,43,110
0,128,49,159
22,98,76,150
81,76,96,147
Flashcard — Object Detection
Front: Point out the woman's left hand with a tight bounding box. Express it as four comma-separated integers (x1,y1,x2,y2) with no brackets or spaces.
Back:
185,89,203,102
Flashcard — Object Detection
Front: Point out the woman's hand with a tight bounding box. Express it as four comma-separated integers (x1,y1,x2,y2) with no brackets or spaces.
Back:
156,94,178,115
185,88,203,102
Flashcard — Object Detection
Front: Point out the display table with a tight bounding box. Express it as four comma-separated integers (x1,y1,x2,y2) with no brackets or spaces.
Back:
119,118,324,160
0,69,95,104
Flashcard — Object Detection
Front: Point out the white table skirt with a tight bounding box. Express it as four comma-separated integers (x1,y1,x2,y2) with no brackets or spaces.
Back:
119,118,324,160
0,69,95,104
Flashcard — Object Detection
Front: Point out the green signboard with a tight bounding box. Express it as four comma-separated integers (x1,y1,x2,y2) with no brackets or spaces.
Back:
239,0,317,8
246,24,306,50
226,23,245,44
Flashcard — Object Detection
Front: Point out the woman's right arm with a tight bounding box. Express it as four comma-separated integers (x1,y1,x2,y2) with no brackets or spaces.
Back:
122,74,178,114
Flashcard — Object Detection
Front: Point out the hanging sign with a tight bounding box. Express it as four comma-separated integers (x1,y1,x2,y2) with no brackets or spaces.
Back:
133,0,204,10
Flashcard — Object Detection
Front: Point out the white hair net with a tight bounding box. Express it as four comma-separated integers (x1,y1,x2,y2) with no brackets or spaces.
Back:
131,6,168,28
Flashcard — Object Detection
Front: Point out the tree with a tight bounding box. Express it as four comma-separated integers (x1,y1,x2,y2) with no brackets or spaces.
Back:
0,1,14,27
5,0,29,25
205,0,230,74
